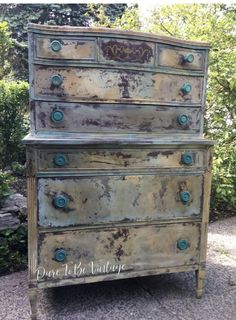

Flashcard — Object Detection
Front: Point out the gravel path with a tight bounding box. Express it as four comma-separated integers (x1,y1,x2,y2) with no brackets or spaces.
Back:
0,216,236,320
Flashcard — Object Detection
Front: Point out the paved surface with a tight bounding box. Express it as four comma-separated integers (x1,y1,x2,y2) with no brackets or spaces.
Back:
0,216,236,320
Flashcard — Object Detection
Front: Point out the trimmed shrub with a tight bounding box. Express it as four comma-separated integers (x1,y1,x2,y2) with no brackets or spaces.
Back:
0,80,29,168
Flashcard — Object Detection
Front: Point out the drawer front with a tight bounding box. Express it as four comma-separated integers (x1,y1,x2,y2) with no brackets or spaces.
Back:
158,45,205,71
37,223,200,282
34,101,201,134
98,38,155,67
33,66,203,104
38,175,202,227
38,148,205,171
35,36,96,60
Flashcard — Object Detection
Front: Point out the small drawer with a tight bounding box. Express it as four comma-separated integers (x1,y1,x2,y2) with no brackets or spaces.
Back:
33,66,203,104
98,38,155,67
35,36,96,60
37,174,203,227
33,101,202,134
157,45,205,71
38,148,205,172
37,222,200,282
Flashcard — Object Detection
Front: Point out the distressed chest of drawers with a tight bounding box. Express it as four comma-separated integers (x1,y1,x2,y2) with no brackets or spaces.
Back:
23,24,214,319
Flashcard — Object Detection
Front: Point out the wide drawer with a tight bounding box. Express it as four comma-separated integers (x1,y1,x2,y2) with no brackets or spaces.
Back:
33,66,203,104
37,148,205,172
38,174,203,227
33,101,202,134
37,222,201,282
157,45,205,71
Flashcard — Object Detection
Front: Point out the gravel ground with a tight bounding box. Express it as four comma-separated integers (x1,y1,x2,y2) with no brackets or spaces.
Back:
0,216,236,320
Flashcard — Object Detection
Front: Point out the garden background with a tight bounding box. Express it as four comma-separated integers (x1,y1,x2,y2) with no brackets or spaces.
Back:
0,3,235,275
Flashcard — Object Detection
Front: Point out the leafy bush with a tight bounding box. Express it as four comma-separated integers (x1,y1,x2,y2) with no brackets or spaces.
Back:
0,80,29,168
0,170,15,207
0,226,27,275
0,21,13,80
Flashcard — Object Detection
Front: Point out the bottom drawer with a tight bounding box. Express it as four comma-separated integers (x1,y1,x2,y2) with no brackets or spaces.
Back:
37,222,200,282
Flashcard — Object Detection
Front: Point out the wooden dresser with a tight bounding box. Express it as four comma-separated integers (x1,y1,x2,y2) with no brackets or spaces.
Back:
23,24,214,319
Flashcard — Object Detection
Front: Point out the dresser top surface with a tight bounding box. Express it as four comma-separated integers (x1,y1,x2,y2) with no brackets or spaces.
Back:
28,23,210,49
22,133,215,146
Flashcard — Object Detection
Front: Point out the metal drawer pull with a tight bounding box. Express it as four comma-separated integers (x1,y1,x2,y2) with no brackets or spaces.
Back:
177,239,189,250
53,154,68,166
180,191,191,203
182,54,194,64
51,110,64,122
51,74,63,87
53,194,69,208
177,114,189,126
50,40,62,52
181,83,192,94
181,153,193,165
54,249,67,262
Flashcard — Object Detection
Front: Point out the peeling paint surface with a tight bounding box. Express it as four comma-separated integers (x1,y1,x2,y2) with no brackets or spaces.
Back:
38,175,203,227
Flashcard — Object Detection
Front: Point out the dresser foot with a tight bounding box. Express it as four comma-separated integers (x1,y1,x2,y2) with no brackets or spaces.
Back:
29,288,38,320
195,269,205,298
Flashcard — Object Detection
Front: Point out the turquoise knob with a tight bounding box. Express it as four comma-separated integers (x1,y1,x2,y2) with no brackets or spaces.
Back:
177,239,189,250
53,195,69,208
51,74,63,87
54,249,66,262
50,40,62,52
180,191,191,203
51,110,64,122
181,83,192,94
177,114,189,126
181,153,193,165
183,54,194,64
53,154,68,167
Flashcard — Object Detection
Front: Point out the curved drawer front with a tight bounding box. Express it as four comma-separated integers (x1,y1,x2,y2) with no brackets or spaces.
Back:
38,175,203,227
38,148,205,172
37,223,200,282
157,45,205,71
35,36,96,60
33,66,203,104
34,101,201,134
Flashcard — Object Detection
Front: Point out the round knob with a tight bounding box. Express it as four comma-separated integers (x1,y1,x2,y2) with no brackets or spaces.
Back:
51,110,64,122
183,54,194,64
50,40,62,52
51,74,63,87
53,154,68,167
181,153,193,165
53,194,69,208
181,83,192,94
54,249,67,262
180,191,191,203
177,239,189,250
177,114,189,126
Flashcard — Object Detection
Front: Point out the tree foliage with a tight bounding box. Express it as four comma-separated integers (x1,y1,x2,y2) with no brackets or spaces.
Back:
147,4,236,212
0,3,127,79
0,21,13,80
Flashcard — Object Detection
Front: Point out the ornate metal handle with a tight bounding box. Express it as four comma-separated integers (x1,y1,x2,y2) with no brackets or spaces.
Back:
181,83,192,94
180,191,191,203
181,153,193,165
53,194,69,208
51,110,64,122
177,239,189,250
177,114,189,126
182,54,194,64
51,74,63,87
53,154,68,167
50,40,62,52
54,249,67,262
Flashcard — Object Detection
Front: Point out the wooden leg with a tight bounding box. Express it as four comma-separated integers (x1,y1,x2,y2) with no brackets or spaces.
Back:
195,269,205,299
29,288,38,320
